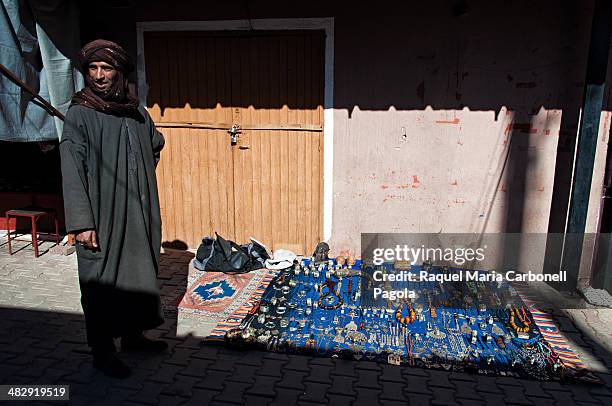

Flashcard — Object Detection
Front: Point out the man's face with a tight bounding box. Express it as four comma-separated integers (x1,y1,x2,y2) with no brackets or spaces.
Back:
88,61,117,92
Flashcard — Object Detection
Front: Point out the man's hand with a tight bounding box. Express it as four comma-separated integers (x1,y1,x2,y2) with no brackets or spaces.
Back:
76,230,98,250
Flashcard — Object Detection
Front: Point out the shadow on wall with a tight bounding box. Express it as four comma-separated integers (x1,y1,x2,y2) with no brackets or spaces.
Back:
128,1,593,111
72,1,597,112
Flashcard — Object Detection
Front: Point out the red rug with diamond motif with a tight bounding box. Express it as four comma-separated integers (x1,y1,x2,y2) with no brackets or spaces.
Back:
177,265,278,339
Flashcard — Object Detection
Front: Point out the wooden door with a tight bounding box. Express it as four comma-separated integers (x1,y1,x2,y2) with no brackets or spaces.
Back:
144,31,324,254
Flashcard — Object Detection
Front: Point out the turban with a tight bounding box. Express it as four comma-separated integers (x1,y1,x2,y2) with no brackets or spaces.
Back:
72,39,140,117
78,39,135,73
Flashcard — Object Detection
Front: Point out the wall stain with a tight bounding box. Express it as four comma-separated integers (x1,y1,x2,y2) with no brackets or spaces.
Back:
383,194,407,203
435,117,460,125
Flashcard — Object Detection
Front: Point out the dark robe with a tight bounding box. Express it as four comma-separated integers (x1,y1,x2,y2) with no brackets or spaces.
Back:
60,105,165,347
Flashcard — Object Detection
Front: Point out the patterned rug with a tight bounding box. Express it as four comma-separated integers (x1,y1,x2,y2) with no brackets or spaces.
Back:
513,282,597,381
177,265,278,340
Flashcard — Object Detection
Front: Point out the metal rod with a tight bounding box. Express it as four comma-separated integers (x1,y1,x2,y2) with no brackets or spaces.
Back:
0,63,65,121
154,121,322,132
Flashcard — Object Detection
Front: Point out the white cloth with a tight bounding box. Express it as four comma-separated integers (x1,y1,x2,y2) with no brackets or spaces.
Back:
265,249,297,270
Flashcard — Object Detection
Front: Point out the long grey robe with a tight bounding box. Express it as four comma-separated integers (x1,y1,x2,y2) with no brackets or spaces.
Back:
60,105,165,345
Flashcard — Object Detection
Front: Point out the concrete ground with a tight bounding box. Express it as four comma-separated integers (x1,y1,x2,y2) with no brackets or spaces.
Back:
1,236,612,405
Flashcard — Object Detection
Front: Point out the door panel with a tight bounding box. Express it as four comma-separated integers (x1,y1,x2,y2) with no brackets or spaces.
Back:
232,129,323,255
144,31,324,253
155,127,235,248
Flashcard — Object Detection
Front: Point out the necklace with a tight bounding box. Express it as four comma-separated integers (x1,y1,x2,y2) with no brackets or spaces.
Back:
318,280,343,310
395,301,416,324
428,295,437,318
508,307,530,334
405,334,415,365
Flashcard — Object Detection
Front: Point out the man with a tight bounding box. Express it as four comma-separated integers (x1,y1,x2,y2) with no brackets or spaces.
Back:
60,39,167,378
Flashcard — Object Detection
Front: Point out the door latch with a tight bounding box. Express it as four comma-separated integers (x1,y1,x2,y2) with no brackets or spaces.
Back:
228,124,241,145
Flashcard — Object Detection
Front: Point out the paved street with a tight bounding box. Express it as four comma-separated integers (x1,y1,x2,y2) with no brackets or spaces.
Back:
1,236,612,405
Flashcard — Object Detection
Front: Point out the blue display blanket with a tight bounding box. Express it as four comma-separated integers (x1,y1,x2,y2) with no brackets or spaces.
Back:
226,260,595,381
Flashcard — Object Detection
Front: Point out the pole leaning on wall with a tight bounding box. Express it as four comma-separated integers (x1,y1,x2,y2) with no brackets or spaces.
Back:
562,0,612,290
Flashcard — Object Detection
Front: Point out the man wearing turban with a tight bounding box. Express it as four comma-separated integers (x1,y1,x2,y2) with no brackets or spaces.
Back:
60,40,166,378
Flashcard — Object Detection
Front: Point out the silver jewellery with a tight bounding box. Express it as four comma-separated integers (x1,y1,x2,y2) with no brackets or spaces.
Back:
492,323,504,336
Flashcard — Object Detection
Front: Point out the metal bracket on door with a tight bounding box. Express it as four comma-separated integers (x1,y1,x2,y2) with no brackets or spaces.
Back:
228,124,241,145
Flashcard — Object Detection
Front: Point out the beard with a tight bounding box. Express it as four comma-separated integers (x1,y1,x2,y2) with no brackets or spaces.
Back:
86,71,129,103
